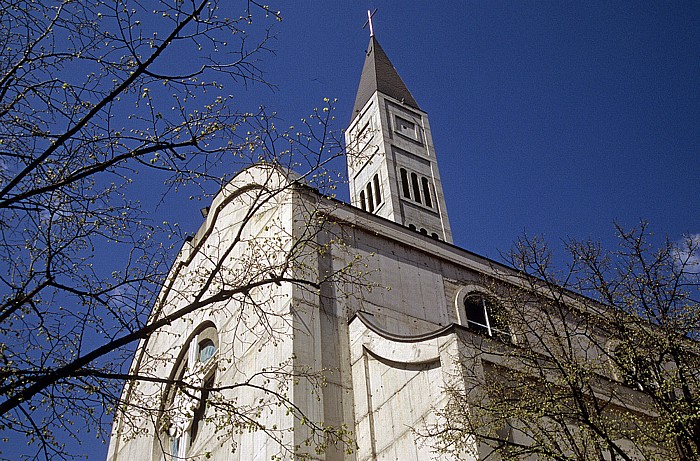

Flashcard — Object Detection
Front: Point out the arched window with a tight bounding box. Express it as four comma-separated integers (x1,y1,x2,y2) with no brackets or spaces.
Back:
359,190,366,211
400,168,411,198
400,169,435,209
373,174,381,206
421,177,432,208
410,172,422,204
366,183,374,212
160,325,218,460
462,292,510,341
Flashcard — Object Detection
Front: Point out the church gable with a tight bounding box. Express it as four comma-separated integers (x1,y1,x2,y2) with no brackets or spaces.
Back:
107,17,677,461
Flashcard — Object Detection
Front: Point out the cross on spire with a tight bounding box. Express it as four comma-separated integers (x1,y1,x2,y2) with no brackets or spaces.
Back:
363,8,377,37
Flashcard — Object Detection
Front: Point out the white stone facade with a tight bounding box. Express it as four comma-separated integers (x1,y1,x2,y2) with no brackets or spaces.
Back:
104,161,507,460
107,160,665,460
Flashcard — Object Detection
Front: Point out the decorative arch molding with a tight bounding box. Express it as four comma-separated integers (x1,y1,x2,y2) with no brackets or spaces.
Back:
348,312,462,461
167,320,219,372
148,165,297,326
350,311,456,364
352,311,454,342
363,346,441,371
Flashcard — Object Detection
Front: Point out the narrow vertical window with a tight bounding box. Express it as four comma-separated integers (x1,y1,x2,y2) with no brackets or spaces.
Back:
366,184,374,213
421,177,432,208
400,168,410,198
190,375,214,444
164,326,218,460
411,172,422,204
359,190,366,211
373,174,381,206
189,338,217,445
171,437,182,460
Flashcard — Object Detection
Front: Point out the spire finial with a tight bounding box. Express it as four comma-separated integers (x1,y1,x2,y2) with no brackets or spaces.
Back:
363,9,377,37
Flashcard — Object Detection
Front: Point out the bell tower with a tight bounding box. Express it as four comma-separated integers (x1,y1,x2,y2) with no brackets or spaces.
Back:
345,25,453,242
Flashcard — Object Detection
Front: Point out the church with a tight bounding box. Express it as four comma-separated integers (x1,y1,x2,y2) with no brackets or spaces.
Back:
106,27,668,461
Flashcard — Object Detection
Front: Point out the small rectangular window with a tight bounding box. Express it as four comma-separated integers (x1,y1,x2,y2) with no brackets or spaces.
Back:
395,116,416,139
198,340,216,363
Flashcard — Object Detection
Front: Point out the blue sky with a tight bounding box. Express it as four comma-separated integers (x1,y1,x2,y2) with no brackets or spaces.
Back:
17,1,699,459
230,1,699,260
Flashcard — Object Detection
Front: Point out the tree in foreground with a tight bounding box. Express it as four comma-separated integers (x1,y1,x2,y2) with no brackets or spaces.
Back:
431,224,699,460
0,1,358,459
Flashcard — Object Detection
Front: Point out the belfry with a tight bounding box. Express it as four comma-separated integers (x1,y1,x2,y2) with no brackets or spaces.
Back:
345,32,453,242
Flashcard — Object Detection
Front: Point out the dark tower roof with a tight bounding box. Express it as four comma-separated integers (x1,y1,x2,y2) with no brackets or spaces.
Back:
352,36,421,115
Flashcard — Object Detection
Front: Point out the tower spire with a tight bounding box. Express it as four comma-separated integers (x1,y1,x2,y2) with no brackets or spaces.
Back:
345,30,453,243
352,36,420,116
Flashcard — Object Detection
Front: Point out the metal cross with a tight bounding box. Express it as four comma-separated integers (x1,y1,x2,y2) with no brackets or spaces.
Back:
363,9,377,37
